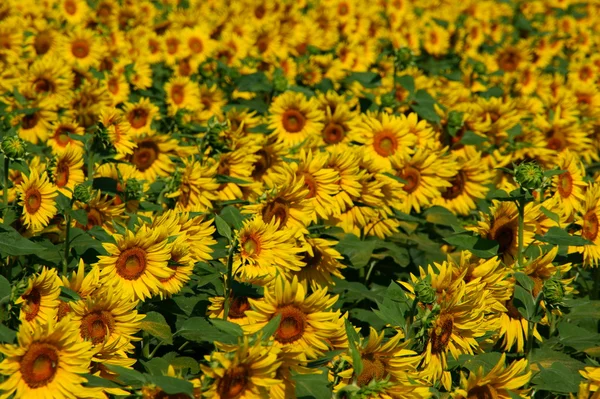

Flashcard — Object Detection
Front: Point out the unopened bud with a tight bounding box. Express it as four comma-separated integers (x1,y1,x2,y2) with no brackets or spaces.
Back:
1,135,27,161
415,279,436,304
514,162,544,191
73,184,93,203
124,178,143,202
543,277,564,306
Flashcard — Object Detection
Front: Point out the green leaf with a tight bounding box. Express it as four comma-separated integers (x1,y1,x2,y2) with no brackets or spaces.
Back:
141,311,173,345
543,168,566,178
257,314,281,341
179,317,239,344
148,375,194,397
0,275,10,305
540,206,560,225
371,240,410,266
70,209,88,226
459,352,503,374
0,324,16,343
535,227,591,246
215,174,251,185
557,322,600,352
396,75,415,95
214,215,232,241
219,206,247,230
105,364,147,387
423,206,464,231
460,130,488,146
512,286,542,322
0,225,47,256
235,72,272,92
59,286,81,303
513,272,534,292
209,319,244,338
443,233,498,258
170,356,200,374
293,370,332,399
335,234,376,268
68,228,108,257
506,124,522,140
82,374,122,389
531,362,581,394
373,282,410,330
345,320,363,377
410,90,440,124
307,350,346,368
343,72,381,88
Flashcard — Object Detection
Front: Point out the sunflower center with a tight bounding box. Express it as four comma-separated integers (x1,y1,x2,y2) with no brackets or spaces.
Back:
188,37,203,53
80,310,115,345
24,187,42,214
338,2,350,15
55,160,70,188
241,235,261,257
54,127,73,146
108,77,119,94
497,49,520,72
20,343,59,388
166,38,179,54
21,288,41,321
281,109,306,133
580,66,593,81
546,136,564,151
21,113,40,130
64,0,77,14
171,85,185,105
34,78,53,93
71,39,90,59
57,300,71,321
132,140,159,171
583,211,599,241
401,166,421,193
505,296,522,319
85,208,103,230
275,305,307,344
430,314,454,354
442,171,466,199
116,247,147,280
467,384,499,399
356,357,385,387
323,122,345,144
262,198,289,227
373,131,398,157
303,173,317,199
302,247,322,269
557,172,573,198
128,108,149,129
217,365,248,399
229,296,250,319
34,31,52,55
252,149,272,180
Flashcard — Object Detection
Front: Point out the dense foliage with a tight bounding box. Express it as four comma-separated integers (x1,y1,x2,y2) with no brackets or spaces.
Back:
1,0,600,398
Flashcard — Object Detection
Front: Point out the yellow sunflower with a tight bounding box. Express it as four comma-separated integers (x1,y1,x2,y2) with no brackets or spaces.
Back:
325,145,363,213
105,72,130,106
214,137,261,202
167,157,219,212
47,119,85,155
268,91,325,148
126,131,179,181
244,276,342,360
58,259,100,321
207,294,253,326
96,224,174,301
0,318,98,399
451,354,531,399
59,28,103,70
99,107,137,157
50,144,85,198
551,150,586,220
122,97,160,136
15,99,56,145
234,215,304,284
354,112,417,172
164,75,200,116
16,170,58,233
21,56,72,106
16,267,61,327
73,190,125,233
575,184,600,267
157,235,195,298
294,236,345,290
200,336,281,399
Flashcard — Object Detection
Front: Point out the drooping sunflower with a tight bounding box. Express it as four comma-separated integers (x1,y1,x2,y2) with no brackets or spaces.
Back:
249,136,288,189
294,236,345,290
214,137,261,202
551,150,586,220
99,107,137,157
96,225,174,301
317,92,358,146
16,267,61,326
50,144,85,198
451,354,531,398
234,216,304,284
58,259,100,321
17,170,58,233
15,99,56,145
325,145,363,213
207,294,254,326
157,235,195,298
244,276,342,360
434,146,494,216
47,119,85,155
122,97,160,136
268,91,325,148
200,336,282,399
167,157,219,212
0,318,98,399
575,184,600,267
354,112,417,172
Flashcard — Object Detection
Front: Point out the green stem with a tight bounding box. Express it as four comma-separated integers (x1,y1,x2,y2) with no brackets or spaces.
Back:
3,156,8,215
365,260,376,283
526,293,544,359
405,297,419,339
222,240,237,320
142,331,150,359
148,342,163,359
517,199,525,268
63,213,71,275
178,341,189,352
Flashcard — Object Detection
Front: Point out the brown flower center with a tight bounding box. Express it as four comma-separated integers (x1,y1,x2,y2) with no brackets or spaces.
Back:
442,171,466,200
489,216,515,255
583,211,599,241
25,188,42,214
303,173,317,199
217,365,248,399
80,310,115,345
21,113,40,130
373,131,398,157
107,77,119,94
241,235,261,257
252,149,272,180
281,109,306,133
64,0,77,14
71,39,90,59
115,247,147,280
506,295,522,319
131,140,159,171
322,122,345,144
430,314,454,354
262,198,289,227
274,305,307,344
302,247,322,269
401,166,421,193
356,357,385,387
128,107,149,129
468,384,499,399
166,38,179,55
57,300,71,321
557,171,573,198
34,78,53,94
34,31,52,55
171,85,185,105
21,288,41,321
54,127,73,146
55,160,69,188
229,296,250,319
20,343,59,388
85,208,103,230
188,38,203,53
497,49,521,72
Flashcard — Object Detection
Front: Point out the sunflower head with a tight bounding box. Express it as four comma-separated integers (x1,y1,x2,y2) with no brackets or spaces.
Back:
514,161,544,191
1,135,27,161
543,275,564,307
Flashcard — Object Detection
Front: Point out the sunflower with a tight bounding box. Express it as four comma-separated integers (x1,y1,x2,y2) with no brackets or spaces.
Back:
200,336,281,399
70,287,143,351
105,72,130,105
0,318,98,399
317,93,358,146
579,367,600,399
73,190,125,233
15,99,56,145
59,28,103,70
164,75,200,116
58,0,89,25
96,224,174,301
47,119,85,155
181,26,215,64
157,235,195,298
354,112,417,172
575,184,600,267
289,149,340,221
390,146,458,214
128,61,154,91
214,138,261,202
234,216,304,284
434,147,494,216
167,157,219,212
50,144,84,199
249,136,288,188
21,56,72,107
451,354,531,398
127,131,179,181
268,91,325,148
325,145,363,213
207,294,254,326
17,170,58,233
551,150,586,220
196,84,227,122
94,163,141,213
244,276,342,360
294,236,345,290
16,267,61,326
99,107,137,157
58,259,100,321
122,97,160,136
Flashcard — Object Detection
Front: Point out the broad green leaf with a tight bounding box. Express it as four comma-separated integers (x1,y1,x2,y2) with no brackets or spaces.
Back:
443,233,498,258
220,206,247,230
0,225,47,256
335,234,376,268
257,314,281,342
512,286,542,322
345,320,363,377
459,352,503,374
396,75,415,95
531,362,581,394
424,206,464,231
540,206,560,225
105,365,147,387
149,375,194,397
215,174,251,185
460,130,488,146
82,374,122,389
307,350,346,368
70,209,88,226
411,90,440,124
506,124,522,140
170,357,200,374
557,322,600,352
371,240,410,266
343,72,381,88
235,72,272,92
214,215,232,241
513,272,534,292
535,227,591,246
529,347,585,373
293,370,332,399
59,286,81,303
141,311,173,345
0,324,16,343
179,317,239,344
0,275,10,305
210,319,243,338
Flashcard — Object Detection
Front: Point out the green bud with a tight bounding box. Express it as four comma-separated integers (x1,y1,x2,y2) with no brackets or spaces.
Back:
124,178,143,202
472,61,486,75
207,116,228,133
447,111,464,128
335,384,359,399
1,135,27,161
272,69,288,93
415,279,436,304
380,92,396,108
514,162,544,191
543,277,564,306
73,184,93,203
394,47,414,70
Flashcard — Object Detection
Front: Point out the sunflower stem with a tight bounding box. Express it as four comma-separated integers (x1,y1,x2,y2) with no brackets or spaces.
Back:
405,297,419,339
526,292,543,359
2,155,8,216
222,239,237,320
142,331,150,359
365,260,376,283
517,199,525,268
148,342,163,359
63,212,71,275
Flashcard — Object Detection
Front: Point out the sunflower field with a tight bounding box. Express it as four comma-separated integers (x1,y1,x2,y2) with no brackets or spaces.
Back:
4,0,600,398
